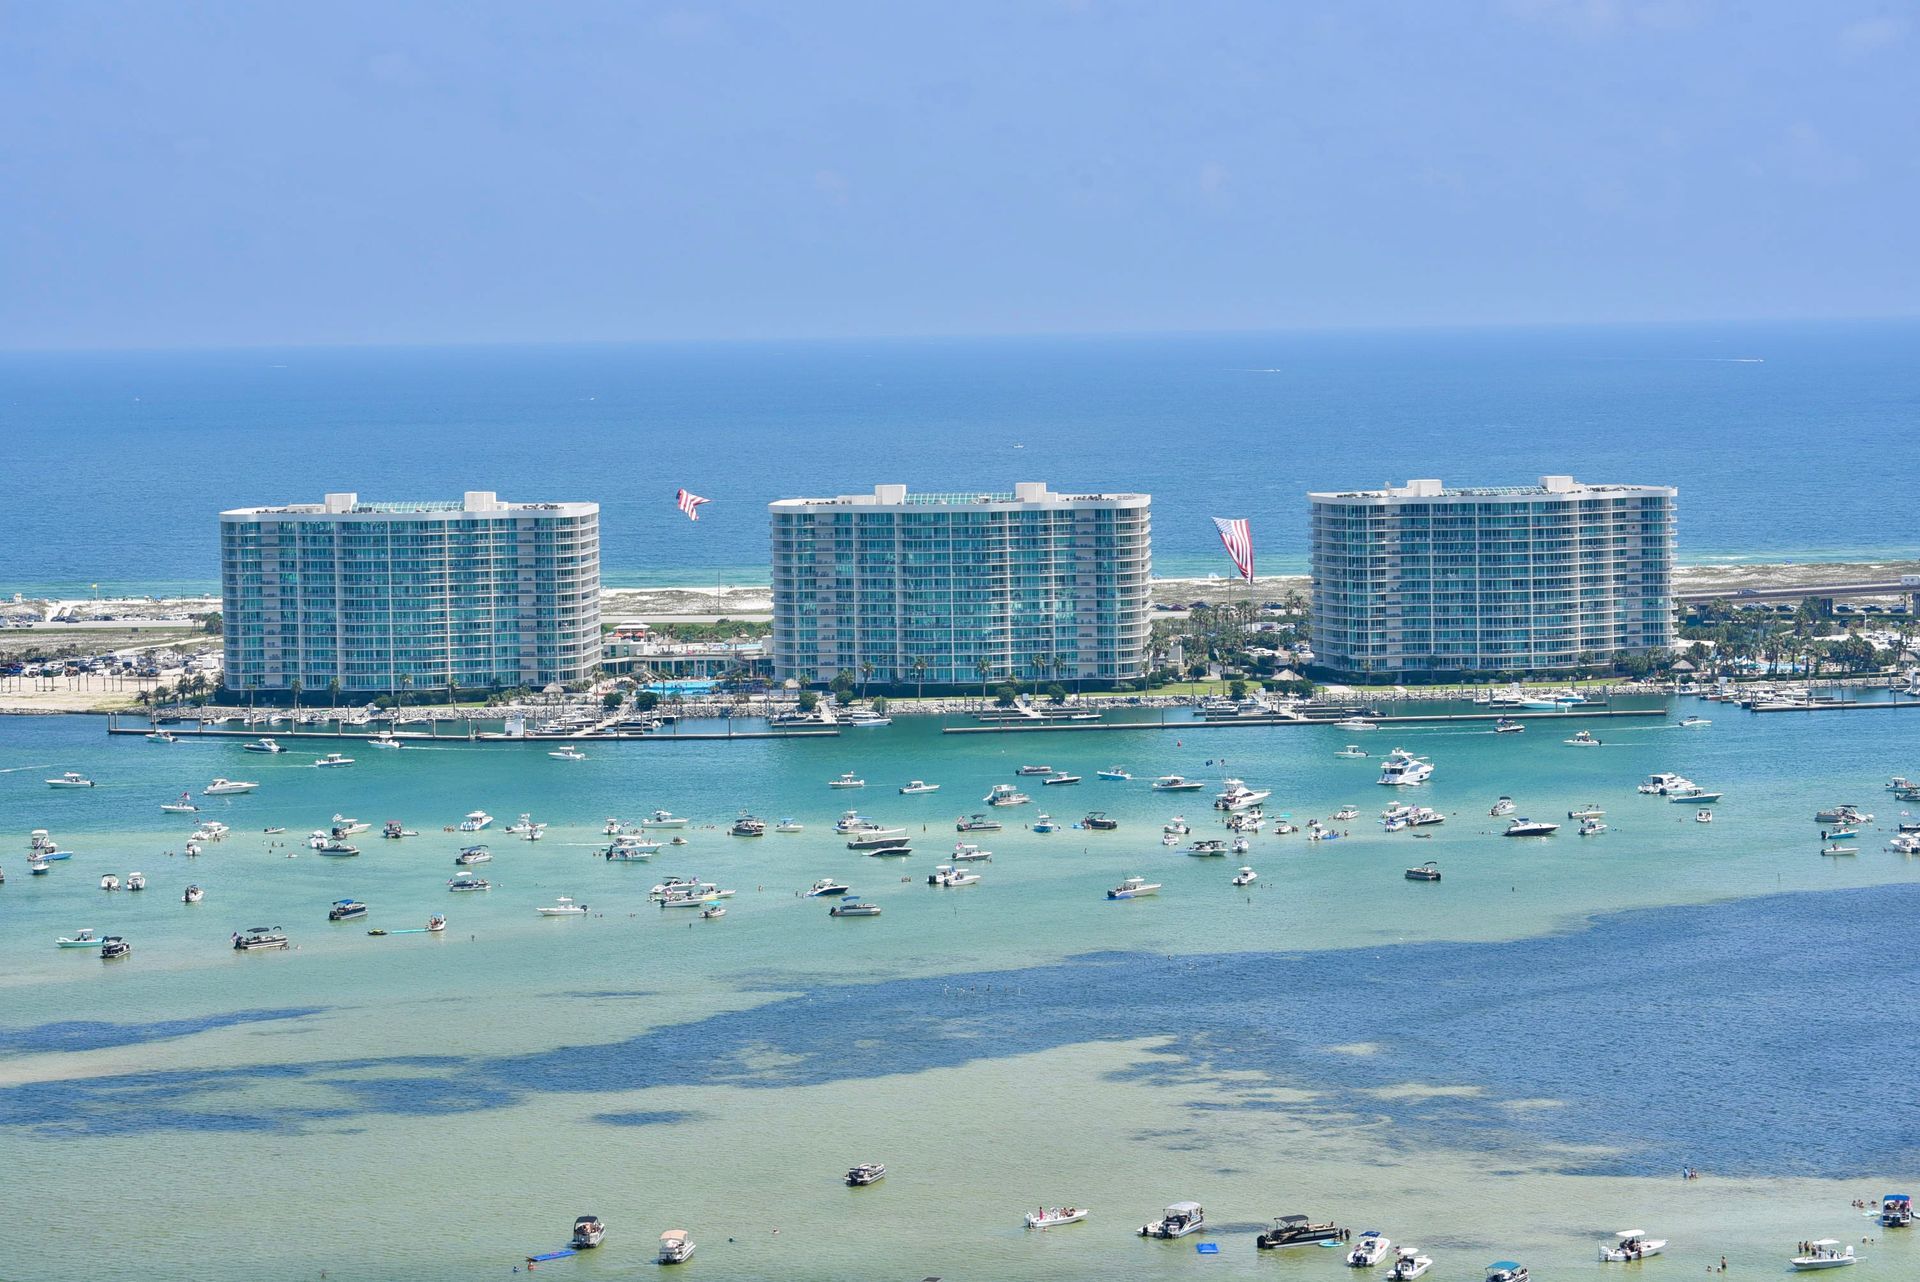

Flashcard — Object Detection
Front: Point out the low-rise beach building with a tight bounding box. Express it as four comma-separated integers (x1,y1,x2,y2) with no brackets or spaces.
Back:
1308,475,1676,678
770,482,1152,689
220,491,600,695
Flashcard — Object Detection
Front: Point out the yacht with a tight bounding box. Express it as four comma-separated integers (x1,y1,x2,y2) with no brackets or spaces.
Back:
1107,876,1161,900
1016,764,1056,776
314,752,355,768
232,926,290,951
458,810,494,832
456,845,494,865
536,896,589,916
183,884,204,903
1563,730,1602,747
806,879,852,897
844,709,892,728
1790,1240,1856,1270
731,814,767,837
1567,805,1605,819
1598,1230,1666,1262
126,872,146,891
1335,745,1370,758
1578,817,1608,836
1042,772,1082,786
1097,767,1132,781
46,772,96,788
1377,750,1433,786
203,778,260,796
1347,1230,1392,1266
1138,1201,1205,1239
1485,1264,1530,1282
99,936,132,960
657,1229,695,1264
570,1216,606,1249
547,746,587,761
845,1162,887,1185
774,818,804,833
1405,860,1441,881
1388,1247,1433,1279
243,738,284,753
57,928,106,948
446,875,492,892
1256,1215,1350,1249
1503,817,1560,837
642,810,690,829
985,785,1031,807
830,899,883,917
1025,1206,1089,1229
100,874,120,891
1232,865,1258,887
1150,775,1205,791
328,898,369,921
898,780,940,794
829,772,866,789
1679,715,1711,728
1492,717,1524,734
604,837,660,860
160,793,199,814
1214,779,1272,811
957,814,1003,832
950,842,992,862
1639,773,1694,795
1490,796,1516,817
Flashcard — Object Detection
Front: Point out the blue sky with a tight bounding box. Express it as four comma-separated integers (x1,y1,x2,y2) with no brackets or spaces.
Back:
1,0,1914,349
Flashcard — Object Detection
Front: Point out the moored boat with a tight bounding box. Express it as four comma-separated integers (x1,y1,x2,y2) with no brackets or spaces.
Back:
571,1216,606,1249
1790,1240,1855,1270
657,1229,694,1264
1138,1201,1205,1239
1107,876,1160,900
1599,1230,1666,1262
232,925,290,951
845,1161,886,1184
1256,1215,1349,1249
1025,1206,1089,1228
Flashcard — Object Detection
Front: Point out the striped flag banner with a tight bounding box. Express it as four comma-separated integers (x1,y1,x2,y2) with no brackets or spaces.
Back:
1211,516,1254,583
675,489,710,521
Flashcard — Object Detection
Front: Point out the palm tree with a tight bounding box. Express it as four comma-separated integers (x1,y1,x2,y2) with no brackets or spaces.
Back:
288,676,303,709
860,660,875,702
910,657,928,703
975,657,993,707
399,673,413,708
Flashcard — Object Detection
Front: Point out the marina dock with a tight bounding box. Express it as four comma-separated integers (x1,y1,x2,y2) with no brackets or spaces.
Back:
943,708,1670,734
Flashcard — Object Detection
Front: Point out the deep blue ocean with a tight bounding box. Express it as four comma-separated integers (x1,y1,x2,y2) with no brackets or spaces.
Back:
2,319,1916,596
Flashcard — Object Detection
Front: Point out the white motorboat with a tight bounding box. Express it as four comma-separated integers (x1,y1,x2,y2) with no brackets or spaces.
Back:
1568,805,1605,819
330,815,370,835
99,874,120,891
957,813,1003,832
732,814,767,837
1042,772,1082,786
1335,745,1369,758
1139,1201,1205,1238
951,842,993,862
1107,876,1161,900
1214,779,1272,811
99,936,132,960
126,872,146,891
146,730,178,743
203,778,258,795
1599,1230,1666,1262
161,792,199,814
898,780,940,794
1564,730,1602,747
232,926,291,951
1232,865,1258,886
1150,775,1205,791
1698,809,1716,824
570,1216,606,1249
447,875,492,891
1679,715,1711,728
243,738,284,753
657,1229,695,1264
57,928,105,948
458,810,493,832
1405,860,1441,881
1336,717,1378,731
548,746,587,761
1388,1247,1433,1279
985,784,1031,807
602,839,654,861
829,899,882,917
368,731,403,749
1790,1240,1856,1270
1186,838,1228,857
1031,814,1062,833
927,864,980,887
1376,749,1433,786
1163,817,1190,835
1485,1263,1530,1282
845,1161,887,1184
774,818,804,833
1492,717,1524,734
1348,1231,1393,1266
1639,772,1694,795
504,813,546,838
1888,833,1920,853
46,772,95,788
1504,818,1560,837
1579,818,1608,836
536,896,589,916
183,884,204,903
1332,806,1360,821
829,772,866,789
313,752,355,768
1097,768,1131,781
1669,786,1723,804
1025,1206,1089,1229
1490,796,1516,817
1016,764,1055,776
806,879,851,897
642,810,689,829
844,710,892,727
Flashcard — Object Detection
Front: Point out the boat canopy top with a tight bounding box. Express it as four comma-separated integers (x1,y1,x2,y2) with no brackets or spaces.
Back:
661,1230,689,1241
1359,1229,1383,1237
1490,1263,1522,1271
1810,1239,1842,1247
1615,1230,1646,1238
1276,1215,1308,1225
1884,1194,1909,1202
1166,1201,1203,1215
575,1215,600,1224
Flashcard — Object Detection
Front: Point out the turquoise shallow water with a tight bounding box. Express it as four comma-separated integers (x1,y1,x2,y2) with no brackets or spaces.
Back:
2,702,1919,1280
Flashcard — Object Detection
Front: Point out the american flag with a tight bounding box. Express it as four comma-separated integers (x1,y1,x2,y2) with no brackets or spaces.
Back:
1211,516,1254,583
675,489,710,521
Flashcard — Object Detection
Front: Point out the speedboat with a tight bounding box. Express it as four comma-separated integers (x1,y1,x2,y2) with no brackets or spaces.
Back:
1579,818,1608,836
1405,861,1441,881
1698,809,1716,824
446,875,491,892
957,814,1003,832
1348,1230,1392,1266
1257,1215,1349,1250
160,793,199,814
46,772,95,788
1214,779,1271,811
830,899,882,917
327,898,368,921
1388,1247,1433,1279
1376,750,1433,786
1031,814,1061,833
1815,805,1869,824
458,810,493,832
425,914,447,932
183,884,204,903
829,772,866,789
536,896,589,916
898,780,940,794
28,858,50,875
1138,1201,1205,1238
1335,745,1370,758
1599,1230,1666,1262
927,864,980,887
243,738,284,753
1889,834,1920,854
844,710,891,727
642,810,689,829
1232,865,1258,886
1042,772,1082,786
846,1162,886,1185
570,1216,606,1249
1107,876,1161,900
846,825,909,849
99,936,132,960
1016,764,1055,776
657,1229,695,1264
731,814,767,837
1150,775,1205,791
1679,715,1711,728
604,837,660,860
1332,806,1360,821
504,813,545,836
1163,817,1190,835
455,844,493,865
100,874,120,891
368,731,403,749
1336,716,1378,731
1568,805,1605,819
1490,797,1517,817
1668,786,1723,804
232,926,290,951
203,778,258,795
1564,730,1602,746
146,730,178,743
381,820,414,840
806,879,852,897
1790,1240,1856,1270
774,818,804,833
1097,767,1131,781
984,785,1031,807
1504,818,1559,837
951,842,993,862
548,746,587,761
1821,844,1858,856
1492,717,1524,734
1025,1206,1089,1229
57,928,105,948
126,872,146,891
1187,838,1228,857
1485,1263,1530,1282
313,752,354,768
